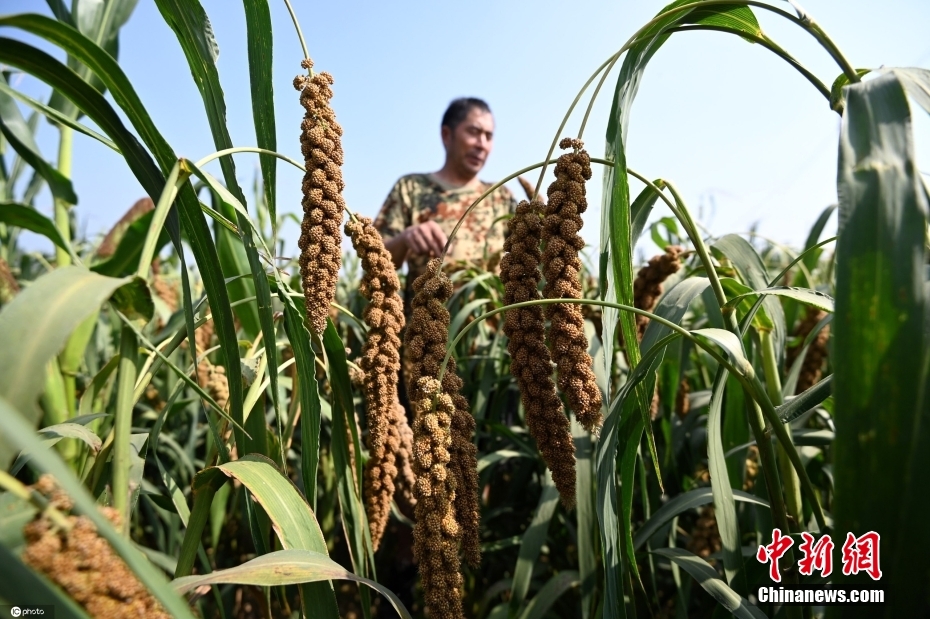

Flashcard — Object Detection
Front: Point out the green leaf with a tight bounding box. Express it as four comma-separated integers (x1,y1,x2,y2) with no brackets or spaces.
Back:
276,285,321,509
171,549,411,619
684,3,761,36
689,328,753,377
510,471,559,614
722,286,834,314
0,396,198,618
630,179,666,243
0,80,117,151
0,201,70,251
0,77,77,204
48,0,140,120
572,416,596,619
10,420,102,474
109,276,155,323
0,19,246,451
476,448,529,473
188,454,340,616
321,319,375,604
776,375,831,424
652,548,766,619
633,487,767,551
242,0,276,227
801,204,837,275
831,71,929,616
597,277,709,613
0,266,133,469
517,570,580,619
154,0,280,456
890,67,930,115
712,234,785,356
92,209,171,278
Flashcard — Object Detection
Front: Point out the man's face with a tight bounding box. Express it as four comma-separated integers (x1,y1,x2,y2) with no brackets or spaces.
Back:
442,108,495,177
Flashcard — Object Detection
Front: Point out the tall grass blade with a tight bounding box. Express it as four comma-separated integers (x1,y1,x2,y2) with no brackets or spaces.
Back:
572,416,596,619
711,234,786,356
276,286,322,509
0,26,245,444
831,71,929,617
0,201,71,252
632,488,767,551
517,570,580,619
321,319,375,612
0,82,77,204
242,0,276,228
651,548,766,619
510,470,560,614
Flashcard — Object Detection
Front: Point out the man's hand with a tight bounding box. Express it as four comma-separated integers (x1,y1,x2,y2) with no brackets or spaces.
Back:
384,221,448,269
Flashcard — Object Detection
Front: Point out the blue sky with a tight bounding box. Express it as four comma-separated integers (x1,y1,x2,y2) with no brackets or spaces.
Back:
3,0,930,263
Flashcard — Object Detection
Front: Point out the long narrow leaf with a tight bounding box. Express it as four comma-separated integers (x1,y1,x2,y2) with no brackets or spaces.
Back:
831,71,929,617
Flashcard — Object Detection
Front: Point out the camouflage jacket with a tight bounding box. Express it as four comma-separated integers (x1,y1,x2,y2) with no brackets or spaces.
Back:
373,173,516,301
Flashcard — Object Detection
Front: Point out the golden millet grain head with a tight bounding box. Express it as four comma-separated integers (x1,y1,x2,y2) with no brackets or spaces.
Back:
22,483,170,619
296,62,345,335
501,200,576,507
410,377,465,619
541,141,602,432
403,259,481,578
346,216,406,551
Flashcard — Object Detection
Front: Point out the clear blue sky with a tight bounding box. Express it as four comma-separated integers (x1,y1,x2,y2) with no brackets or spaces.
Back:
4,0,930,263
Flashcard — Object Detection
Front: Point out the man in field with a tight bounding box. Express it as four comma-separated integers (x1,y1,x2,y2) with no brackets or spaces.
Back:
374,98,516,297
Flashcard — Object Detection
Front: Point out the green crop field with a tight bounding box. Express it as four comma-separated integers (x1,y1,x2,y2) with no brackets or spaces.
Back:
0,2,927,618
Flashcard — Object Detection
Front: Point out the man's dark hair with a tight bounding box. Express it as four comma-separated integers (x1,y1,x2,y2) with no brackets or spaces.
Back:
441,97,491,130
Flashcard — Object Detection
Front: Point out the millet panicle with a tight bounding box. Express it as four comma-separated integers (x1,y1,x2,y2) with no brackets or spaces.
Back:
345,215,406,551
541,138,602,432
500,199,576,507
295,58,346,335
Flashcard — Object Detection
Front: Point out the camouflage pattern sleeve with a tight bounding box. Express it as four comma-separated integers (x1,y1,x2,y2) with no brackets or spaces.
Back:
373,177,411,240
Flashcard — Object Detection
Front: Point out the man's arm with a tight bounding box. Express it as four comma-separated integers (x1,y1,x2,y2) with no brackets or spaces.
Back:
382,221,448,270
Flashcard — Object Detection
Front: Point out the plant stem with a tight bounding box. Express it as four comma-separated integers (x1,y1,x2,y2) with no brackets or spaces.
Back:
760,329,803,530
0,470,73,531
744,398,801,598
53,125,73,268
113,323,139,535
787,0,860,84
282,0,311,73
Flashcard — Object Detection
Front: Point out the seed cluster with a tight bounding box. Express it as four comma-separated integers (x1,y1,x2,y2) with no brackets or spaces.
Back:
632,245,684,339
345,215,406,551
403,260,481,617
410,377,464,619
500,199,576,507
541,138,602,432
787,306,830,394
22,476,170,618
295,59,345,335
